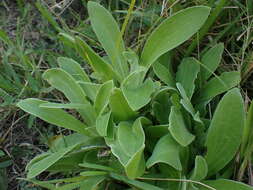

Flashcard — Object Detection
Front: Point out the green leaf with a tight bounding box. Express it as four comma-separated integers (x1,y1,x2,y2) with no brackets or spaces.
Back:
78,81,101,102
75,36,119,82
153,61,175,87
190,156,208,181
87,1,128,78
80,176,106,190
177,83,202,124
169,106,195,146
195,71,241,103
122,69,160,111
94,80,114,115
199,179,253,190
200,43,224,81
152,90,172,124
40,103,87,109
80,171,107,177
96,111,113,137
27,144,78,178
79,162,115,172
58,57,90,82
43,68,96,125
205,88,245,176
146,134,182,171
106,118,149,178
17,98,92,136
109,88,137,121
141,6,210,68
176,57,200,99
110,173,163,190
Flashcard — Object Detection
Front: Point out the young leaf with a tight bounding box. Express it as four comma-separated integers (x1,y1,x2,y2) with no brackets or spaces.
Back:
195,71,240,103
176,57,200,99
109,88,137,121
96,111,113,137
94,80,114,115
141,6,210,68
106,118,149,178
190,156,208,181
27,144,78,178
146,133,182,171
80,176,106,190
87,1,128,78
122,70,160,111
78,81,101,102
43,68,96,125
153,61,175,88
169,106,195,147
17,98,93,136
200,43,224,81
57,57,90,82
75,36,120,82
199,179,253,190
205,88,245,176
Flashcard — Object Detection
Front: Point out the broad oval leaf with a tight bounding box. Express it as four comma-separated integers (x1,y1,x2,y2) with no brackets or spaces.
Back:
205,88,245,176
146,133,182,171
141,6,210,68
87,2,128,78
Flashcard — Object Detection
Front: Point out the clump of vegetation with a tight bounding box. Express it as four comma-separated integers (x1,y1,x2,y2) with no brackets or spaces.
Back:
16,2,253,189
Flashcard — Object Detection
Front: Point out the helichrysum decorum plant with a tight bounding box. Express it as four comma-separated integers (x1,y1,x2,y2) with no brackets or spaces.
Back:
17,2,253,190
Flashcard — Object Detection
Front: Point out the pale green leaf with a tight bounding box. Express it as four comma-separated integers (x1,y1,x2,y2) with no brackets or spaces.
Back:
169,106,195,146
88,1,128,78
176,57,200,99
153,61,175,87
109,88,137,121
196,71,240,103
75,36,119,82
94,80,114,115
17,98,92,136
141,6,210,67
146,134,182,171
205,88,245,176
78,81,101,102
27,144,78,178
58,57,90,82
190,156,208,181
43,68,96,125
106,118,149,178
200,43,224,81
122,69,160,111
96,111,113,137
